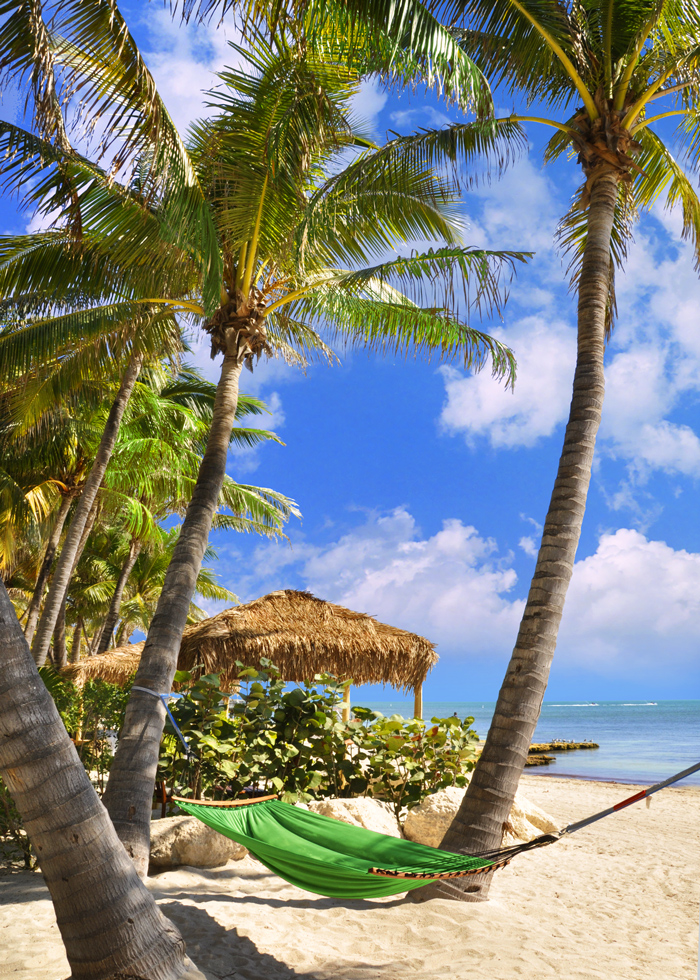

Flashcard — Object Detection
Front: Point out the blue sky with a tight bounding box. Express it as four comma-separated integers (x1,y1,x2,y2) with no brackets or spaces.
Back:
6,4,700,702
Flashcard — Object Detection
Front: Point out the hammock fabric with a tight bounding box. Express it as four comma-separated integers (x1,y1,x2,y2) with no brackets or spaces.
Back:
175,797,554,899
174,760,700,899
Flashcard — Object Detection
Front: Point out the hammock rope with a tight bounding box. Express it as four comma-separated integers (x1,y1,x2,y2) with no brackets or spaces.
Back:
171,758,700,900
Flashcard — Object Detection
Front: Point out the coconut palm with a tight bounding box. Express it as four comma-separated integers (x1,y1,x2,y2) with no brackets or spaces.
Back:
412,0,700,902
83,370,295,652
0,393,113,642
99,37,530,876
70,527,238,654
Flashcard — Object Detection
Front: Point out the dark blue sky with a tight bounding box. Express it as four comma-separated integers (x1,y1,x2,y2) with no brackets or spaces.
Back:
5,3,700,701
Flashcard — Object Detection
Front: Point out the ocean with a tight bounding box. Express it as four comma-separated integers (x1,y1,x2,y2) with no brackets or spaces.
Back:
354,699,700,787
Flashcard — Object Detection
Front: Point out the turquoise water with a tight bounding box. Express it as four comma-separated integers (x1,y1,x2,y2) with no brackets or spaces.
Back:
355,699,700,786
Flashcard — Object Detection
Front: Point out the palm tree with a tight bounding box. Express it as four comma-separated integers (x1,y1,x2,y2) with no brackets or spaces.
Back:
0,395,115,643
99,36,529,876
0,582,205,978
74,370,294,652
414,0,700,902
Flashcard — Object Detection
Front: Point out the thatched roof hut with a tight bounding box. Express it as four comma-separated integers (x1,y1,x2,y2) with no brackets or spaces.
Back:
62,591,437,710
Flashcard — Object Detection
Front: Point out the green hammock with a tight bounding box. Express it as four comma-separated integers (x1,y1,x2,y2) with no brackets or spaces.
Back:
176,797,526,899
175,759,700,900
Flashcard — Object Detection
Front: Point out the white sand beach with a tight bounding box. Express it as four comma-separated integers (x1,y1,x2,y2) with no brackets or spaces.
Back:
1,775,698,980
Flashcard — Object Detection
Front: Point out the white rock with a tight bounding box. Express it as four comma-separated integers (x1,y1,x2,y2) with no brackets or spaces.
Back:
306,797,403,838
503,793,560,847
149,815,247,870
403,780,558,849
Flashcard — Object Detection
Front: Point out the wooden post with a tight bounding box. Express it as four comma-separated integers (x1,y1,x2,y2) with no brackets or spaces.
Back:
342,683,351,723
413,682,423,720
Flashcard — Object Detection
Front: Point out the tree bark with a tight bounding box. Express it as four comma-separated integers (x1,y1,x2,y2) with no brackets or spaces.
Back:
97,540,142,655
415,172,619,903
104,350,244,876
70,618,83,664
31,351,144,667
24,493,73,645
0,580,195,979
53,596,68,669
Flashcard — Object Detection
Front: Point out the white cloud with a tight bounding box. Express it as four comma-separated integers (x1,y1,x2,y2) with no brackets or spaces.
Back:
467,157,565,254
353,77,389,134
250,509,700,683
254,507,524,653
389,105,452,129
560,528,700,671
439,172,700,494
518,536,537,557
136,8,239,133
439,315,576,448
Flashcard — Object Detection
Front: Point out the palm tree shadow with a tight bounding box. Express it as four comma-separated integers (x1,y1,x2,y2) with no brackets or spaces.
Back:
159,900,402,980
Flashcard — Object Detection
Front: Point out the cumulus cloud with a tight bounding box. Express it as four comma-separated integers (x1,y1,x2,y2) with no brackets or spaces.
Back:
439,315,576,448
136,7,238,132
249,509,700,685
466,156,566,255
438,163,700,496
560,528,700,671
518,536,538,557
253,507,524,653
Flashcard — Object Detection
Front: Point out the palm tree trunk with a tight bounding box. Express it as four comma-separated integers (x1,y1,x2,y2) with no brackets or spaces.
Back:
89,622,105,656
53,596,67,669
416,172,618,903
97,539,142,655
24,493,72,645
31,351,144,667
0,580,198,979
70,618,83,663
103,349,244,876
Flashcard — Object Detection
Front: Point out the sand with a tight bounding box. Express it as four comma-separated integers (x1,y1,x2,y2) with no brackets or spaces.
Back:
1,775,699,980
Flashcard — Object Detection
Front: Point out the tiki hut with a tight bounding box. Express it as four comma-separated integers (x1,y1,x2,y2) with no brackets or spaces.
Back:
62,590,438,718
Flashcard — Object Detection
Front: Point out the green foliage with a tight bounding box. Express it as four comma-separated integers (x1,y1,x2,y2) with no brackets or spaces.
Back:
0,779,32,869
349,708,479,817
158,665,479,816
0,669,131,867
37,667,132,793
158,664,354,803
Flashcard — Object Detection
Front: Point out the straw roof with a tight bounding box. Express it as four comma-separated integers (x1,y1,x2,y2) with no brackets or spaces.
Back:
62,589,438,692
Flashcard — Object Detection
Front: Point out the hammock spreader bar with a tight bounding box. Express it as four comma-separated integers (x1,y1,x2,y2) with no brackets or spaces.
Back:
172,760,700,899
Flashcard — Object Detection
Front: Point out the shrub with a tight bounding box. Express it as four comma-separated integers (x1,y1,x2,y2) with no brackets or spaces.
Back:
348,708,479,817
157,663,479,815
0,780,33,868
158,664,355,802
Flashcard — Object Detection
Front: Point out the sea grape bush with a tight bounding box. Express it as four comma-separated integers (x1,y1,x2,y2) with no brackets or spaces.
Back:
157,662,479,815
157,664,361,802
350,707,479,817
2,662,479,867
40,668,131,793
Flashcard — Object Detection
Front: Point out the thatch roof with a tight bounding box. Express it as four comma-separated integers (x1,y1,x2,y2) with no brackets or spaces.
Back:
62,589,438,692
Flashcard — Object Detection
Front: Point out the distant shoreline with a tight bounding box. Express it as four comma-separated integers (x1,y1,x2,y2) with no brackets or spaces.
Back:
522,769,700,788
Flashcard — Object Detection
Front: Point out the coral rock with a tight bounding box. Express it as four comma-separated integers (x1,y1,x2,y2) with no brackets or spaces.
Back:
403,781,558,849
306,797,403,838
149,815,247,870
